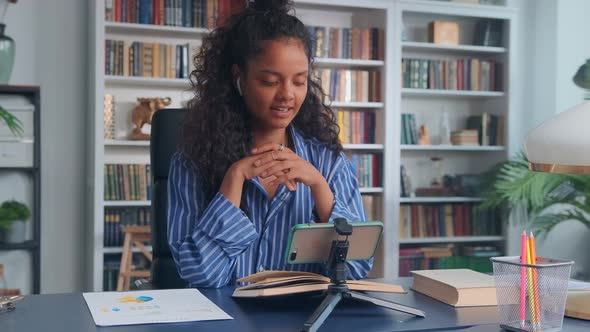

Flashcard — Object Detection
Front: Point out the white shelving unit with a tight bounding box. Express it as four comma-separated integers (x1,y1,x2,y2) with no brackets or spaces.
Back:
88,0,516,290
393,0,516,276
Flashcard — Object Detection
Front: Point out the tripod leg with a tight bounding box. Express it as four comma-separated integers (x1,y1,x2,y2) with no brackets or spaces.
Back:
349,291,426,318
302,292,343,332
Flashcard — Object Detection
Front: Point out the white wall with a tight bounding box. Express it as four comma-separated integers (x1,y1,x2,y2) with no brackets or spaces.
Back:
4,0,87,293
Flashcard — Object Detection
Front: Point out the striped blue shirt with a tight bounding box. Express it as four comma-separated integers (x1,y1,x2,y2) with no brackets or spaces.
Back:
167,126,372,288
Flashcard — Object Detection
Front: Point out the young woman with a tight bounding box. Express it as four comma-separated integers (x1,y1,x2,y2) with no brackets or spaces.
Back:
168,0,372,288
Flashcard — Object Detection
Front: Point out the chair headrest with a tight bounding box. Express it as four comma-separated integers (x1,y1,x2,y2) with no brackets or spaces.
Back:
150,108,187,179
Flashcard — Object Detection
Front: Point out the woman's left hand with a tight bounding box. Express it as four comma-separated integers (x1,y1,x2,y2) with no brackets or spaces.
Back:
251,143,325,191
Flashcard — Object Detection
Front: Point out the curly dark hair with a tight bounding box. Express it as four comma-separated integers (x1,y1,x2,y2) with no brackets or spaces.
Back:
181,0,342,200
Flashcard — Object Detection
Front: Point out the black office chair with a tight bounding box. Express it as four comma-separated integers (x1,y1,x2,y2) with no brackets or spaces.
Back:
150,108,188,289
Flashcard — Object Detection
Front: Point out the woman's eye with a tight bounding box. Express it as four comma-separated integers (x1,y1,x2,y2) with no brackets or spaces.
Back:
294,81,307,87
261,81,279,86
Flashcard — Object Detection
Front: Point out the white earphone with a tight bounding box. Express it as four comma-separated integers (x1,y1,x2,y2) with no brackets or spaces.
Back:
236,77,243,96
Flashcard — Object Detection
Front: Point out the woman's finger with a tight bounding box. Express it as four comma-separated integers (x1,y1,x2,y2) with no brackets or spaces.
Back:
260,160,295,178
251,142,291,155
253,149,294,167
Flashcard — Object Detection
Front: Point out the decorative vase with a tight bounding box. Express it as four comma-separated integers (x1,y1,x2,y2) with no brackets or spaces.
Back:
0,23,15,84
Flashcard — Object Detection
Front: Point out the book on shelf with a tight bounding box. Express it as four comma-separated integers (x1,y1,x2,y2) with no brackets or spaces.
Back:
104,207,152,247
307,26,384,60
315,69,381,103
362,195,382,220
401,58,501,91
105,0,231,29
411,269,497,307
400,113,418,145
105,40,195,79
450,130,478,146
400,165,413,197
466,113,504,146
346,152,381,188
398,203,500,239
337,110,376,144
231,270,405,298
104,164,152,201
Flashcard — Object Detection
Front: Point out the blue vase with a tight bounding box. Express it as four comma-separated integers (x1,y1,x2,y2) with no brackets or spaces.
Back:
0,24,15,84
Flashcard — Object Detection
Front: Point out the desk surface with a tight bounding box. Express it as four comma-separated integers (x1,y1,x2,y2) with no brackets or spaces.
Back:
1,279,588,332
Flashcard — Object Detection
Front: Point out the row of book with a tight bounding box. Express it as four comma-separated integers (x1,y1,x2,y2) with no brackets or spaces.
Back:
401,58,502,91
362,195,381,221
398,245,500,276
400,112,505,146
400,113,419,145
315,69,381,103
105,40,193,79
307,26,384,61
346,153,381,188
400,165,412,198
104,208,152,247
104,164,152,201
103,255,150,291
466,113,504,146
105,0,227,29
399,203,501,238
337,111,376,144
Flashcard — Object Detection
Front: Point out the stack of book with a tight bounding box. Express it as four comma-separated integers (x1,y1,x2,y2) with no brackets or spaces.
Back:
450,130,478,146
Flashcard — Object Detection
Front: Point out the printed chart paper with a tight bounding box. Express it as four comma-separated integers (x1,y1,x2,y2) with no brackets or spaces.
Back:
83,289,233,326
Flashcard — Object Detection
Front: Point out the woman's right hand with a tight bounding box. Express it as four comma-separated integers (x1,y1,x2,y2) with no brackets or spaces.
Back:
227,154,279,182
219,155,280,207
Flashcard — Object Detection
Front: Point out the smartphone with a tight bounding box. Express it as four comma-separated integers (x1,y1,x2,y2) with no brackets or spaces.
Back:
285,221,383,264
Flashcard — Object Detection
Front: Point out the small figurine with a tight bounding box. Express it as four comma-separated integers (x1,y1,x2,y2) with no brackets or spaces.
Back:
418,125,431,145
129,97,172,140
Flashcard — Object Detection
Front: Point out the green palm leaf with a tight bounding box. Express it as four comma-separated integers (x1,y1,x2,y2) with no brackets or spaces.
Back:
532,208,590,239
480,150,590,236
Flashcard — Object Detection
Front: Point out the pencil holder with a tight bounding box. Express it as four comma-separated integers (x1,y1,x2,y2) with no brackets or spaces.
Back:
491,256,573,332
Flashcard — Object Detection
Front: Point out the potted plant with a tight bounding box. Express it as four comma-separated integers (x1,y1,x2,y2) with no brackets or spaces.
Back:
0,200,30,243
479,151,590,238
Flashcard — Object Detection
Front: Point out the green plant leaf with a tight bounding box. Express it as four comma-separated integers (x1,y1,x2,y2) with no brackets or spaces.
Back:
0,106,24,136
532,208,590,239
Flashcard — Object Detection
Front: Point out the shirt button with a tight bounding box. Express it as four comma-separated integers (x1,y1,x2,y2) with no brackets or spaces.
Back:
258,265,265,272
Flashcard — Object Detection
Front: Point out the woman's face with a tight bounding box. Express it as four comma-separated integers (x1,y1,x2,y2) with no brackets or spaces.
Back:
240,38,309,132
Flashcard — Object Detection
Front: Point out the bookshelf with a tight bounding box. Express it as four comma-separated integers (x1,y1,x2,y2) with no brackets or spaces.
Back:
88,0,393,291
88,0,516,290
0,85,41,294
393,0,516,276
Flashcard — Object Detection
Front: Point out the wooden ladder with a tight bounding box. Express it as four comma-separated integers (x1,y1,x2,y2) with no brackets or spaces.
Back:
116,225,152,291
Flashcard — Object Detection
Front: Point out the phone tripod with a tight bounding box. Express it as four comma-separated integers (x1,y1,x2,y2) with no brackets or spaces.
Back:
301,218,426,332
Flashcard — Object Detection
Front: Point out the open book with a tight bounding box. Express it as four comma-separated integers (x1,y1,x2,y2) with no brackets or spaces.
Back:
411,269,497,307
231,270,406,298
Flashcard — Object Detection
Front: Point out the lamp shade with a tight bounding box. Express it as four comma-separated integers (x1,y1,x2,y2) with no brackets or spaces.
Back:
524,101,590,174
525,59,590,175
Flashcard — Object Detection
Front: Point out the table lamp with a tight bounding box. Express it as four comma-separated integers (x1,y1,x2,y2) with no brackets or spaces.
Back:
523,58,590,320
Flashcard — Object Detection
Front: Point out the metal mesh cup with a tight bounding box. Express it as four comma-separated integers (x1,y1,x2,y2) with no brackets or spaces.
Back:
491,256,573,332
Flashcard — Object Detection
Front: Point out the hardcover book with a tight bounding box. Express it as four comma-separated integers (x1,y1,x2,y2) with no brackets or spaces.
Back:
411,269,497,307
